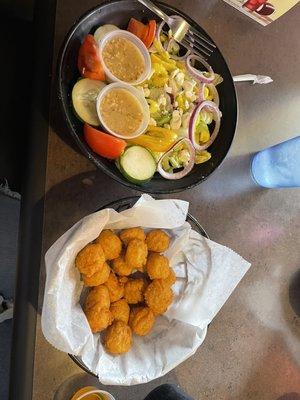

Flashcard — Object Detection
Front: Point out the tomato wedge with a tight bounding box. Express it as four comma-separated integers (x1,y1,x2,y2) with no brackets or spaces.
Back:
127,18,149,42
143,20,156,48
127,18,156,48
84,124,126,160
78,35,105,81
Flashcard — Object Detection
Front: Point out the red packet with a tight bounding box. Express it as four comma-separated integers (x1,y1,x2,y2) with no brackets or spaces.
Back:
223,0,299,25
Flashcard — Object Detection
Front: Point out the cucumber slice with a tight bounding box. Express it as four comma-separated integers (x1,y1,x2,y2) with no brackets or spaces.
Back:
94,24,120,43
119,146,157,184
71,78,106,125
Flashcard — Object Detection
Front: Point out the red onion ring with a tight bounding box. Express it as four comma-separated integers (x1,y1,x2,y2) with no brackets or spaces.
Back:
207,83,219,107
186,55,215,83
189,101,221,151
198,83,206,102
157,138,195,180
164,38,176,52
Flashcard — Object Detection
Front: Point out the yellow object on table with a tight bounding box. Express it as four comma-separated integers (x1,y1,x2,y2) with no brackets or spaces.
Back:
71,386,113,400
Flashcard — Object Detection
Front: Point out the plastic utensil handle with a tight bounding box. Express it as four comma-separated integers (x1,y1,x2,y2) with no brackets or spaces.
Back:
233,74,273,84
233,74,256,82
137,0,170,23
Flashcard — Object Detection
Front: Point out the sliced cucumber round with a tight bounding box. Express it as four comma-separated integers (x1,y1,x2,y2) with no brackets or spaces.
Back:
94,24,120,43
71,78,106,125
119,146,157,185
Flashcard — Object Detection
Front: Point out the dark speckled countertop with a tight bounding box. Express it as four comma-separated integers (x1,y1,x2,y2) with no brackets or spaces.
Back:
31,0,300,399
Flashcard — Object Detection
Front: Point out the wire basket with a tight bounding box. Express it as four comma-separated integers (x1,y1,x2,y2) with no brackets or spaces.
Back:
69,196,209,376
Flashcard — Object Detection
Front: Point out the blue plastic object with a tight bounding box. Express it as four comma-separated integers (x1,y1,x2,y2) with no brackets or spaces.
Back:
251,136,300,188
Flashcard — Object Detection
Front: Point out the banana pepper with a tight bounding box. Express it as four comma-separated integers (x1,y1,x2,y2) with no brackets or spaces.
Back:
153,38,164,53
149,63,168,87
176,60,187,72
150,54,176,72
147,99,159,115
152,39,187,72
195,150,211,164
127,126,177,152
195,120,210,144
176,93,190,111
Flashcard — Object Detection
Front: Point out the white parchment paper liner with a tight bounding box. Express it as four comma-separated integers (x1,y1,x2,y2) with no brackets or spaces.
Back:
42,194,250,385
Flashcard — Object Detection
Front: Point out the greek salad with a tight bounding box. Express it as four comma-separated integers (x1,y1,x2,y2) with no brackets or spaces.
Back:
71,18,223,184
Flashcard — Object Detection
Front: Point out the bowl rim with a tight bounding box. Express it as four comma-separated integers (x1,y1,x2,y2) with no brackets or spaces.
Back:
57,0,238,194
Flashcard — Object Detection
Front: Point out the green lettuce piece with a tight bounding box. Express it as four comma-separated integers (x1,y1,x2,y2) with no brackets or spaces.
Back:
155,113,172,126
198,110,213,125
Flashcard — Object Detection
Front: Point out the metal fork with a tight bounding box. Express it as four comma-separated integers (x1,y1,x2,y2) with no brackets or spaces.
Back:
137,0,216,59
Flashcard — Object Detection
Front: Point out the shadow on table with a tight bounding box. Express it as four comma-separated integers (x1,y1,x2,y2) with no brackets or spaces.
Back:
50,80,83,155
53,371,179,400
195,152,259,203
282,269,300,342
288,269,300,318
275,394,300,400
231,331,300,399
176,152,264,244
43,168,140,249
42,152,259,253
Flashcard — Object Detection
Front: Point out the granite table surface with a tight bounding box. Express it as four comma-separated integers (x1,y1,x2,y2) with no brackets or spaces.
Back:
32,0,300,399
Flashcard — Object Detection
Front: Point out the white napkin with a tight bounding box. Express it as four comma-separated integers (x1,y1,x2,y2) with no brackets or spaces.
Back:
41,194,250,385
